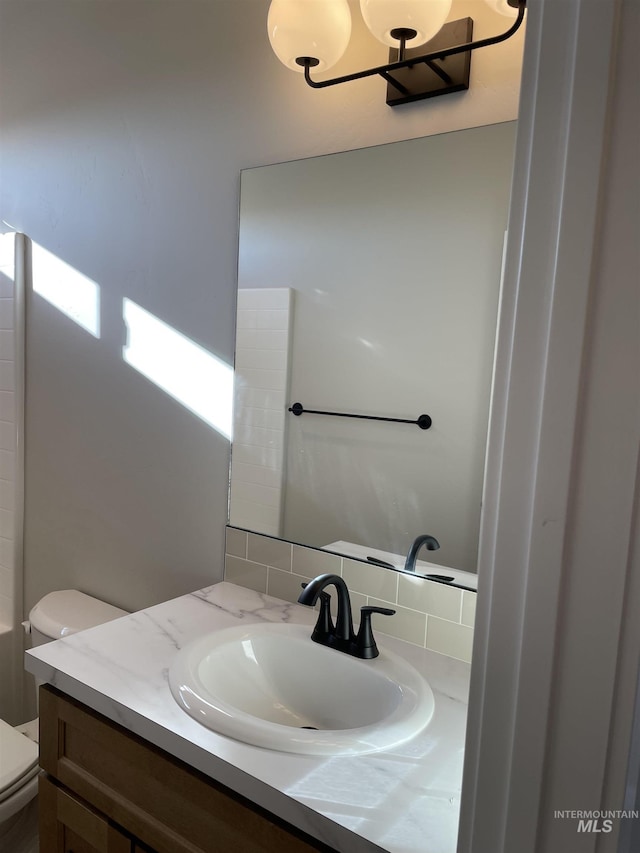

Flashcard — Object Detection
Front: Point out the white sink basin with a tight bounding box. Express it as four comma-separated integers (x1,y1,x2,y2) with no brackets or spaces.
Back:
169,622,434,755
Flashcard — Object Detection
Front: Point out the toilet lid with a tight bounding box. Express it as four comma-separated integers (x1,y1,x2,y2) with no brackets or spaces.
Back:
29,589,128,639
0,718,39,799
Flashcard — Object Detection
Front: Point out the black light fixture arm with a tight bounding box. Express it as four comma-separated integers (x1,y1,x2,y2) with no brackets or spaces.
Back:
300,0,526,91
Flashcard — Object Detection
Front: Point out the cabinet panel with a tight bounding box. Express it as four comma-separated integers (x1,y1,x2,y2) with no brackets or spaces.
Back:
39,774,133,853
39,686,334,853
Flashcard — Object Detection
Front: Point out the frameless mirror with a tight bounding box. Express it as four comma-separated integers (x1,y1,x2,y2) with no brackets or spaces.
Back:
230,122,516,588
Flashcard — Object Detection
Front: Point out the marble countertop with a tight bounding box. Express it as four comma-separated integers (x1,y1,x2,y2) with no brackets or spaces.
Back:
25,582,470,853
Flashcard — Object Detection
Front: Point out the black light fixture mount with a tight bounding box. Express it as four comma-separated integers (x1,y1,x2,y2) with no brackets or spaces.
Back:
268,0,527,107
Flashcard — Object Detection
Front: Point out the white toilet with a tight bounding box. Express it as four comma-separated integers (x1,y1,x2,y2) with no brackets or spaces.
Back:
0,590,128,835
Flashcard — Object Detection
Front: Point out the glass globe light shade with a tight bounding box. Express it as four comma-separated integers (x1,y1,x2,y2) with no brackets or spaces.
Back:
359,0,452,49
267,0,352,73
484,0,519,16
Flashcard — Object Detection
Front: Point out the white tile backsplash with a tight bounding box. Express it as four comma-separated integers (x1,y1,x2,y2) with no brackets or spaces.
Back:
342,557,399,602
292,544,342,580
0,449,15,480
229,500,281,534
231,480,281,509
0,535,14,570
236,406,285,431
0,507,14,538
0,479,15,511
0,565,14,599
0,420,15,451
235,328,288,351
231,461,282,490
461,591,477,628
237,287,291,311
235,387,287,411
255,309,289,330
398,573,463,622
235,348,288,371
225,527,247,559
0,331,14,361
225,526,476,663
235,367,287,392
426,617,474,662
0,391,15,423
225,555,268,594
0,361,15,391
247,532,292,571
0,299,14,330
266,567,309,602
232,442,282,470
368,597,428,647
233,423,283,449
0,275,14,299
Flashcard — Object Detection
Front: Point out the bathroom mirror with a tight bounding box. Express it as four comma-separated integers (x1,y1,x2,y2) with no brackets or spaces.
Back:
230,122,516,584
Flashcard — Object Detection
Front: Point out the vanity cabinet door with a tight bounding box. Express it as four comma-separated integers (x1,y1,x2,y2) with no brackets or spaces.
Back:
39,774,133,853
39,686,334,853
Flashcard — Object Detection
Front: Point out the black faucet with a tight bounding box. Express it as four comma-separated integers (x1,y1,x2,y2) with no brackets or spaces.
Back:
298,574,395,659
404,534,440,572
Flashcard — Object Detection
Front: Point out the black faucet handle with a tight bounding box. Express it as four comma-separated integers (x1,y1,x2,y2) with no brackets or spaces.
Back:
301,583,335,642
356,606,396,659
361,605,396,617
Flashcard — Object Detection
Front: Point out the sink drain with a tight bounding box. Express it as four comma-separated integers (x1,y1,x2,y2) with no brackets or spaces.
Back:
300,726,319,730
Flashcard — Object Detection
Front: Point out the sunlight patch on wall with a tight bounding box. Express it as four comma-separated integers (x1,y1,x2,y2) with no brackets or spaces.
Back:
31,242,100,338
122,298,233,440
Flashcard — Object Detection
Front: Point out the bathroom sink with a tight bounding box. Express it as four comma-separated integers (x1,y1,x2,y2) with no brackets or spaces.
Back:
169,622,434,755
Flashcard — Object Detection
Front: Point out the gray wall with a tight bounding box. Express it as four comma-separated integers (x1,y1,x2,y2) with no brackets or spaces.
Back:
0,0,523,615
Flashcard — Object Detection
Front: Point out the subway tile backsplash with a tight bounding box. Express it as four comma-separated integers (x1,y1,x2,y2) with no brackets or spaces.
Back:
225,526,476,664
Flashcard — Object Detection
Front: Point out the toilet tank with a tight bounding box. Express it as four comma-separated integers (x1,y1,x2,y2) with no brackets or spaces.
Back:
28,590,129,647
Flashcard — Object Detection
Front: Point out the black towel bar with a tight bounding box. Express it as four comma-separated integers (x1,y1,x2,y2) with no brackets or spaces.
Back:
288,402,432,430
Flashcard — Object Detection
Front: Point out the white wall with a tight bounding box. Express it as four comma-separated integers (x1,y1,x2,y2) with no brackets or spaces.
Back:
0,0,523,616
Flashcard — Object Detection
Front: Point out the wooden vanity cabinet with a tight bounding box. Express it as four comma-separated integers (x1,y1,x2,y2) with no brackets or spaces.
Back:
39,686,335,853
39,774,133,853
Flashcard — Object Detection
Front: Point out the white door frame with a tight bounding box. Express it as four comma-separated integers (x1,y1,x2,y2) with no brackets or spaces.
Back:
459,0,640,851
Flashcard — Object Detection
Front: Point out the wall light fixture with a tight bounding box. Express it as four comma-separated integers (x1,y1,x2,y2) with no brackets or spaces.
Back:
267,0,526,106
